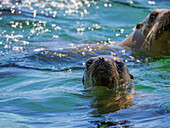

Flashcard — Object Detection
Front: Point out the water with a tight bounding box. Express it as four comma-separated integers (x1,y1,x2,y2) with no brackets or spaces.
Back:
0,0,170,127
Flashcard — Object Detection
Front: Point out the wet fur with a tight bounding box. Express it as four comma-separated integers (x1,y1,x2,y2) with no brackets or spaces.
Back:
119,9,170,55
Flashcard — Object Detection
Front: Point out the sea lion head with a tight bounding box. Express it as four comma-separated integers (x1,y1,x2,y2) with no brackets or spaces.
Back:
82,56,133,89
137,9,170,55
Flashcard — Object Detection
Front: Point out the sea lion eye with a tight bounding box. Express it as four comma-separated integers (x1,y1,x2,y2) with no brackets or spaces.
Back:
116,61,124,72
149,13,158,23
86,58,94,69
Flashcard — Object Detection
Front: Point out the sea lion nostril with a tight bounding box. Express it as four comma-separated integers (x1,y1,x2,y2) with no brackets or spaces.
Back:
98,57,104,62
136,23,143,29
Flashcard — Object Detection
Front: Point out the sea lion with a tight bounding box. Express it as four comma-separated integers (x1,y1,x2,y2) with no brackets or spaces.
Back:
82,56,133,89
119,9,170,55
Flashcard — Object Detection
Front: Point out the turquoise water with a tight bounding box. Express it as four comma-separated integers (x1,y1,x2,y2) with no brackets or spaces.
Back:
0,0,169,127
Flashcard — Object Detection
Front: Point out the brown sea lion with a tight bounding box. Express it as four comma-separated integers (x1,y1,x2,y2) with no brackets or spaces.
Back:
119,9,170,55
82,56,133,89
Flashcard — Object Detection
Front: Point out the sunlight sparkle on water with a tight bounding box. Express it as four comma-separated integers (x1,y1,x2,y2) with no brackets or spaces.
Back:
0,0,169,127
148,1,156,5
116,33,120,36
12,46,23,52
52,35,59,38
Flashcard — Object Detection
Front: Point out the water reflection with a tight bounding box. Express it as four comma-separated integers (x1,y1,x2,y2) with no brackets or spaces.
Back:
91,120,133,128
85,82,135,117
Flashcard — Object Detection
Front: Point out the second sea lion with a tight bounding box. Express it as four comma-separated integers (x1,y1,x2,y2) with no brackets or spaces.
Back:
119,9,170,55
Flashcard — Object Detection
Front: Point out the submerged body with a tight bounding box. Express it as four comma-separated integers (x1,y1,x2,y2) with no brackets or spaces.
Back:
82,56,133,89
119,9,170,55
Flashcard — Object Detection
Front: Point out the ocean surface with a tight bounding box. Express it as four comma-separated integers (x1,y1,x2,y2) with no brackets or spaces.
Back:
0,0,169,127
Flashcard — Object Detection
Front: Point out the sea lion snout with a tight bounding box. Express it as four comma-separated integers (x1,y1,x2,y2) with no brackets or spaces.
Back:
83,56,133,89
91,57,115,88
93,57,113,72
